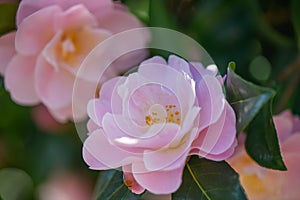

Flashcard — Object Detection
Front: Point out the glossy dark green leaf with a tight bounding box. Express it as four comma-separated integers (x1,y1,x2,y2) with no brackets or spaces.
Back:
226,62,286,170
172,156,247,200
291,0,300,49
0,3,18,36
245,101,286,170
95,170,141,200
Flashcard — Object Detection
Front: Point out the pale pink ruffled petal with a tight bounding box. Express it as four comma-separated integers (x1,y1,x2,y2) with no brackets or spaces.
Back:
168,55,192,77
199,139,237,161
35,57,73,110
196,75,225,131
141,56,167,66
273,114,293,143
143,127,198,171
87,119,99,133
192,102,236,157
15,5,61,55
5,54,40,104
95,4,142,34
48,104,73,123
17,0,113,25
132,162,184,194
281,134,300,156
54,4,98,31
0,32,16,75
87,77,124,125
123,169,145,194
138,63,195,115
277,153,300,199
82,129,137,170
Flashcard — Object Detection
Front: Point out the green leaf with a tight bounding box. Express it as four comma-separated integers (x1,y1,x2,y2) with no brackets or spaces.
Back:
226,63,286,170
0,3,18,36
245,101,287,170
172,156,247,200
95,170,141,200
291,0,300,49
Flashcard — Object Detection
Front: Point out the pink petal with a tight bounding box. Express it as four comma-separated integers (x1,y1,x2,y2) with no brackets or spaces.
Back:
196,75,225,131
123,169,145,194
141,56,167,66
48,104,72,123
138,63,195,115
277,153,300,199
197,139,237,161
191,102,236,158
15,5,61,55
87,119,99,133
102,112,188,154
5,54,40,104
17,0,113,25
54,4,98,31
168,55,192,77
87,99,110,127
143,128,198,171
132,162,184,194
273,114,293,143
0,32,16,75
281,134,300,156
35,57,73,110
82,129,137,170
115,123,181,150
95,4,142,34
87,77,123,126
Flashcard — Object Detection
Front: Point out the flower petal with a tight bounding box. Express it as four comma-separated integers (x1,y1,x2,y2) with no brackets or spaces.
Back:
17,0,113,25
132,162,184,194
196,75,225,131
0,32,16,75
16,5,61,55
191,102,236,159
5,54,40,104
95,3,142,33
82,129,137,170
54,4,98,31
35,57,73,110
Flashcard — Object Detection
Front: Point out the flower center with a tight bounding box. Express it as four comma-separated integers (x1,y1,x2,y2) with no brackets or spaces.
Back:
60,32,78,61
145,104,181,126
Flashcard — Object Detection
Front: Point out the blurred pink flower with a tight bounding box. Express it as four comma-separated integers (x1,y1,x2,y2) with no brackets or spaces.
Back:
228,110,300,200
83,55,236,194
0,0,146,122
38,171,93,200
31,105,68,133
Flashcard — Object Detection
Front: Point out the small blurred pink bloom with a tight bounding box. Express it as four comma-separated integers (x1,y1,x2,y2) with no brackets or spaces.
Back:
83,55,236,194
31,105,67,133
38,171,93,200
228,110,300,200
0,0,147,122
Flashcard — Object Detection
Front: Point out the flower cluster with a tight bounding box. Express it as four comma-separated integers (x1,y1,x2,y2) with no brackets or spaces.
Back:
83,55,237,194
0,0,146,122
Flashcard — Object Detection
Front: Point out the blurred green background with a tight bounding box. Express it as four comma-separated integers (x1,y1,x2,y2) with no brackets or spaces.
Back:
0,0,299,199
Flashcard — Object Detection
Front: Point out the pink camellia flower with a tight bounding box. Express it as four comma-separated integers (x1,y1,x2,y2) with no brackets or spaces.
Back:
228,110,300,200
0,0,146,122
83,55,237,194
